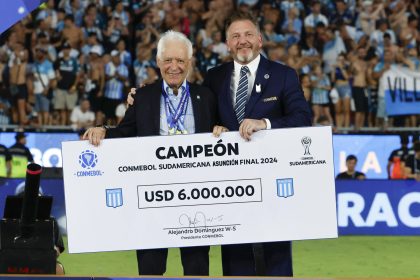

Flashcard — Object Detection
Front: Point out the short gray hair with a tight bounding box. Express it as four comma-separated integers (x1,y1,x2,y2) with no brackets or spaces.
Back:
157,30,193,60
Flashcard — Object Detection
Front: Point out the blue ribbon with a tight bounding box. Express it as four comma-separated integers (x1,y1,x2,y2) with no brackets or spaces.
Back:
162,82,190,135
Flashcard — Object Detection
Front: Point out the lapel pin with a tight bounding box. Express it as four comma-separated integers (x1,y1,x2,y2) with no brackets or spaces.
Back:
264,74,270,79
256,84,261,93
197,95,200,99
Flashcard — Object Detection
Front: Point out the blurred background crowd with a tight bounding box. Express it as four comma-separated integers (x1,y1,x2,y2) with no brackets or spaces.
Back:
0,0,419,131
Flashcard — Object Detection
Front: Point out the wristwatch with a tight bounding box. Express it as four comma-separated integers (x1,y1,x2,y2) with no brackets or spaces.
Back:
96,125,110,130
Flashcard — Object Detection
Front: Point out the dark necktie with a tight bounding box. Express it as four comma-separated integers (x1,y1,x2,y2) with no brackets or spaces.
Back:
235,65,249,124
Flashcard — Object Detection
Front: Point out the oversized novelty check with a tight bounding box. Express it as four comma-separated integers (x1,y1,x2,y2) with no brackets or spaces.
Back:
62,126,337,253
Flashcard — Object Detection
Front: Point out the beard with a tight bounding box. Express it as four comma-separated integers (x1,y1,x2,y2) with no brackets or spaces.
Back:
234,48,256,64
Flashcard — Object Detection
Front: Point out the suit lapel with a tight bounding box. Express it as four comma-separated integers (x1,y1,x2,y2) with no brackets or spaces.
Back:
245,55,270,117
150,80,162,135
220,62,240,127
189,83,202,133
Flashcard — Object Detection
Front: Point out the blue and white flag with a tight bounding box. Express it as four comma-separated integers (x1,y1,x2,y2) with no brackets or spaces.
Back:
0,0,47,35
379,66,420,116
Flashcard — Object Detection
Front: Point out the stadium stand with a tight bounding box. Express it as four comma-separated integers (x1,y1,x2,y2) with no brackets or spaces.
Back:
0,0,418,132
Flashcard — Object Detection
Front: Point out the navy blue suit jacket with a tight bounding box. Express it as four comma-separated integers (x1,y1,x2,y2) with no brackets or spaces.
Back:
203,55,312,130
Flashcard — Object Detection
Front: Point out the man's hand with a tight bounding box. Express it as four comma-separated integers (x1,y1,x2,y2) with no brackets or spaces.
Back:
127,87,136,106
212,125,229,137
83,127,106,146
239,119,267,141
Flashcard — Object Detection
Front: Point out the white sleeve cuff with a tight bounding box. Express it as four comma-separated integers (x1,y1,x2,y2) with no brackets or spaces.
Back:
263,118,271,129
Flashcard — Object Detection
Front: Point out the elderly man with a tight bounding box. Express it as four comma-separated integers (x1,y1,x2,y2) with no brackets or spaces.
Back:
84,31,216,276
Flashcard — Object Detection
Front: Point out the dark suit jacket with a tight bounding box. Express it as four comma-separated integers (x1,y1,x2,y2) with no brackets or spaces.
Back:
203,55,312,130
106,80,217,138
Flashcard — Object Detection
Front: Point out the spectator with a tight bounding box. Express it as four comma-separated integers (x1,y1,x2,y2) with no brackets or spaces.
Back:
406,46,420,71
36,0,59,30
187,56,204,84
85,46,105,125
54,42,80,126
103,50,129,124
366,54,379,128
37,32,58,63
116,39,132,67
336,155,366,180
81,16,103,43
329,0,354,27
196,21,216,50
310,63,333,125
399,14,419,48
280,0,305,20
350,47,369,130
62,14,84,49
84,3,106,30
404,142,420,181
370,19,396,55
9,42,29,126
300,73,311,102
373,49,395,128
357,0,385,35
70,98,95,130
0,53,11,125
8,132,33,178
382,32,399,57
286,44,311,74
31,46,56,126
0,95,11,125
196,45,221,74
64,0,85,26
267,45,287,64
0,143,12,177
262,20,284,51
133,47,158,87
81,32,104,61
331,52,351,128
32,18,52,48
281,8,302,46
112,0,130,27
304,0,329,34
387,134,410,179
103,15,129,52
210,30,229,61
301,32,321,61
55,8,66,33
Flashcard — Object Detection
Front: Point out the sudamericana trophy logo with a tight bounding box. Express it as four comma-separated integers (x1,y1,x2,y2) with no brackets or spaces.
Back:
301,136,311,155
74,150,103,177
289,136,326,167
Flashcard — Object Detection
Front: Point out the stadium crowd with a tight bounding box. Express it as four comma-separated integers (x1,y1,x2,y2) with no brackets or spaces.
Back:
0,0,419,130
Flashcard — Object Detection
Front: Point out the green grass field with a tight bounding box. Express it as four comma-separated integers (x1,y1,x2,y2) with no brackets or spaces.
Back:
59,236,420,277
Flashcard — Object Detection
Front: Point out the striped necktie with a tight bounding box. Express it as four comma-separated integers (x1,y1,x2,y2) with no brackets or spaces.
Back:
235,65,249,124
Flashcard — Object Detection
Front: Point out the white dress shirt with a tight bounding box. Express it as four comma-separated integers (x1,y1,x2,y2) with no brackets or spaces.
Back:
231,54,271,129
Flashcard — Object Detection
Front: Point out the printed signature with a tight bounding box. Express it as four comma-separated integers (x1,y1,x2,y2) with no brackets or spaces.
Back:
179,212,224,228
